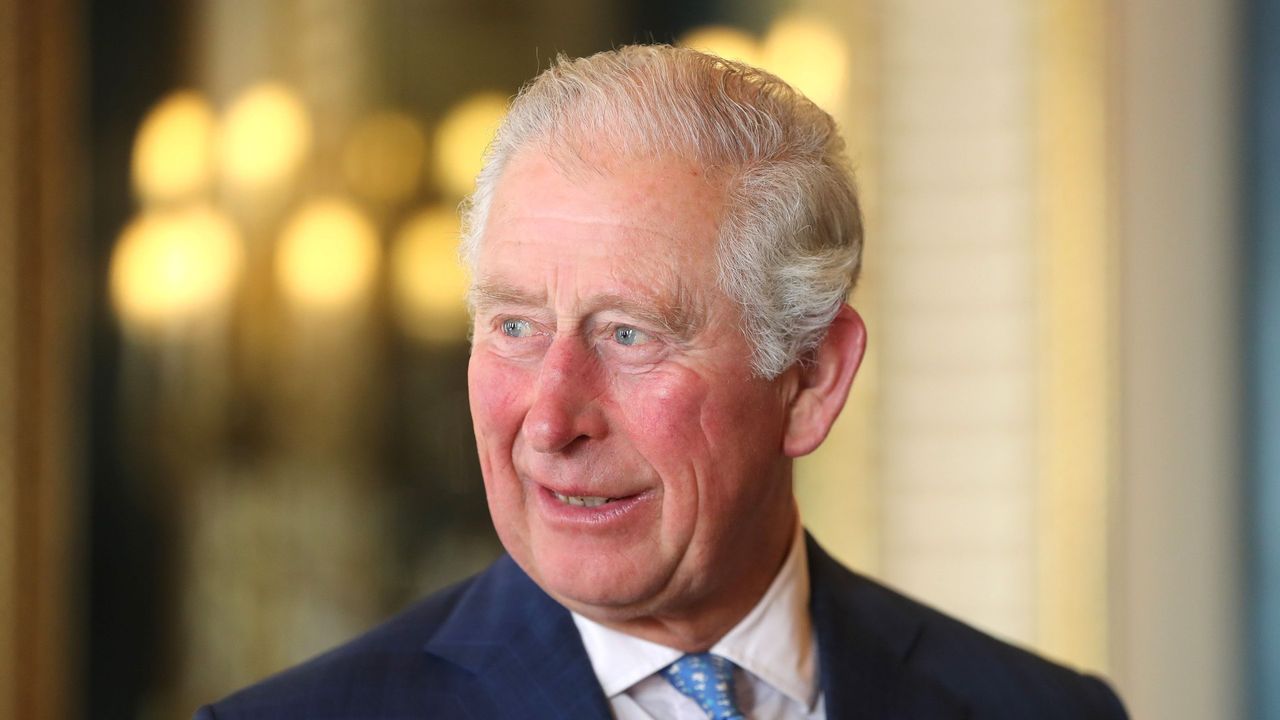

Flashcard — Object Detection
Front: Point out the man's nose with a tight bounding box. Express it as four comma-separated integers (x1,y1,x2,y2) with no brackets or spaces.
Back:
522,335,607,453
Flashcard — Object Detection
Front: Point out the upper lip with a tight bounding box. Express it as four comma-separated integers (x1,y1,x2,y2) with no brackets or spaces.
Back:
531,479,647,499
515,462,652,498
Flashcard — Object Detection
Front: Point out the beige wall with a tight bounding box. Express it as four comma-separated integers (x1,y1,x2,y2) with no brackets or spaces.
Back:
874,0,1041,647
1113,0,1245,717
1034,0,1113,671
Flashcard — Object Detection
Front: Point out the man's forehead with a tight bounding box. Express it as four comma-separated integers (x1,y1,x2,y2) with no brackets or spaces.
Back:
492,143,726,217
481,152,724,268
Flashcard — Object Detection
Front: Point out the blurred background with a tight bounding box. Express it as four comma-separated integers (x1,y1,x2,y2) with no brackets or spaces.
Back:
1,0,1276,718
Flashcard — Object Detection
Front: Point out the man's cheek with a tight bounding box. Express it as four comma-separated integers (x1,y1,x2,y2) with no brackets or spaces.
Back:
468,356,532,435
622,371,709,449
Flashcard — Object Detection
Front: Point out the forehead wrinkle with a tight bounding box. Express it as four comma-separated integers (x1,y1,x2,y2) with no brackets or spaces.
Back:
491,209,698,251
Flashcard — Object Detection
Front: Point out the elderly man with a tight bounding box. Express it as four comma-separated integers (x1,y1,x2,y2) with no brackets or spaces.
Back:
198,45,1127,719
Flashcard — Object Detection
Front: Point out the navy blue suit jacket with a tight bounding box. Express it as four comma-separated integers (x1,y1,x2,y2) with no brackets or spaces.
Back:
196,535,1127,719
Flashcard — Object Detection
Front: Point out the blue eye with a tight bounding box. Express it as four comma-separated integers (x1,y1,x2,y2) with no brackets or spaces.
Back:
614,326,648,346
502,319,532,337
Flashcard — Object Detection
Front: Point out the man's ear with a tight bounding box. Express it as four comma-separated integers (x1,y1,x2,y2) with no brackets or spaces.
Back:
782,304,867,458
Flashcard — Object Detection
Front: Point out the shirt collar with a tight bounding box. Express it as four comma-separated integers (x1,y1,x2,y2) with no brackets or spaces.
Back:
571,520,818,711
570,613,683,697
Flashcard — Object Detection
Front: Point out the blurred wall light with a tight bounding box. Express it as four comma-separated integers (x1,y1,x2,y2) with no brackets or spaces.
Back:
677,25,763,67
390,205,469,343
219,82,312,192
109,205,244,335
342,111,428,204
132,90,217,203
276,198,380,311
762,13,849,111
433,93,507,199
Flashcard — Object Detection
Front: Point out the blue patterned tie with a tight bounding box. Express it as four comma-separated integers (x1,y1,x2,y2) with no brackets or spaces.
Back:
662,653,746,720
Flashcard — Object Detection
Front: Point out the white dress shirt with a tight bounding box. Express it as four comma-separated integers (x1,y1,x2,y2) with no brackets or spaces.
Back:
571,522,826,719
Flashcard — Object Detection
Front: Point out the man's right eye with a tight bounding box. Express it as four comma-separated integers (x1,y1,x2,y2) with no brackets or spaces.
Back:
501,319,533,337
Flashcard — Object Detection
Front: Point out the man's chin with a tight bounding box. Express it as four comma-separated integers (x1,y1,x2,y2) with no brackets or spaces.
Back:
525,553,672,619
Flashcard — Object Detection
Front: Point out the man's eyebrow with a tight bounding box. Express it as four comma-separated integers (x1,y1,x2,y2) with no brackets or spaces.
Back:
469,280,704,339
469,281,544,310
592,291,703,339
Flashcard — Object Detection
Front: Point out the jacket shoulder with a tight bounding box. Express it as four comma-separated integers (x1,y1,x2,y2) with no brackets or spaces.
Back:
808,536,1127,719
888,582,1125,718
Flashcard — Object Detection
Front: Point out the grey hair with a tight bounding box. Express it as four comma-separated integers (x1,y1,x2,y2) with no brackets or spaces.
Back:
461,44,862,378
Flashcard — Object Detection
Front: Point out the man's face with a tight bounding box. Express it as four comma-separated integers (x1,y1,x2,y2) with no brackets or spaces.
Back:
467,148,800,628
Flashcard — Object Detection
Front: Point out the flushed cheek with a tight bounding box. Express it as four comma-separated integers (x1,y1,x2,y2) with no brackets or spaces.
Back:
468,354,539,553
611,372,714,538
468,354,534,472
707,394,782,466
626,373,786,520
617,371,711,463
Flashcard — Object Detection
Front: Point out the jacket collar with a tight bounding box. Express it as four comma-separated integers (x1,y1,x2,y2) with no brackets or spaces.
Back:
422,554,613,719
807,533,970,719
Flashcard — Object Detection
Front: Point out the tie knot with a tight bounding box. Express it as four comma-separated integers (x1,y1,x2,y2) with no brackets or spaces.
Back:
662,653,745,720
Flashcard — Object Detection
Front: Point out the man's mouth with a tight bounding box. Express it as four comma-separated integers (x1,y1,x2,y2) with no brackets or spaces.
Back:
550,491,620,508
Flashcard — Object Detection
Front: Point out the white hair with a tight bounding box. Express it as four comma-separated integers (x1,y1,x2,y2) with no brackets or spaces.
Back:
461,44,863,378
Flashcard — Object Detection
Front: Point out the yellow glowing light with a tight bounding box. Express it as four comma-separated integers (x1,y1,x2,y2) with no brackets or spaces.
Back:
390,206,469,342
433,93,507,199
132,90,216,202
109,205,243,333
762,14,849,111
276,198,380,311
342,111,428,203
678,25,763,67
219,82,312,191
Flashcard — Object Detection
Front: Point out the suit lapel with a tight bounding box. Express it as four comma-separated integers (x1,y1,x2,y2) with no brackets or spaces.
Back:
807,535,970,720
423,555,613,719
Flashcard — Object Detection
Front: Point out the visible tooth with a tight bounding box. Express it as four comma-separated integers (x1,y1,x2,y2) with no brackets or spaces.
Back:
552,491,613,507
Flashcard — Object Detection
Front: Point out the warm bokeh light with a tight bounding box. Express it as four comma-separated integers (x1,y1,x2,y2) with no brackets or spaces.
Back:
677,25,763,67
132,90,217,203
219,82,312,192
342,111,428,203
109,205,244,334
762,13,849,111
433,93,507,199
390,205,469,343
276,198,380,311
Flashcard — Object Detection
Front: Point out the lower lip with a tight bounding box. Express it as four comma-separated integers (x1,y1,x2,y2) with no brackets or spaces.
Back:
533,484,655,527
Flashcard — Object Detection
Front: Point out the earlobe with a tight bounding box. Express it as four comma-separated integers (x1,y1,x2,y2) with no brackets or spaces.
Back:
782,304,867,458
